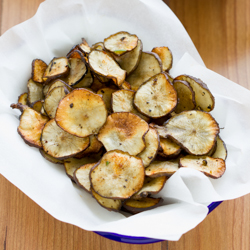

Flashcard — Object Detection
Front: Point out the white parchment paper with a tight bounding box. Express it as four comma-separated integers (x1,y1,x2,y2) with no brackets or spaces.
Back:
0,0,250,241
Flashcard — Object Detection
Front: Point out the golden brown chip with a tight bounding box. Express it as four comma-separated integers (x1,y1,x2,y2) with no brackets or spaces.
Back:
138,127,160,167
155,111,219,155
43,57,70,80
88,50,126,87
179,155,226,178
41,119,90,160
212,136,227,160
18,92,28,105
145,160,179,177
158,137,181,158
10,104,49,148
123,197,163,214
111,89,150,122
79,38,91,54
74,163,97,192
32,59,47,83
97,112,149,155
67,57,87,86
151,46,173,72
91,188,122,211
104,31,138,56
31,100,44,113
90,150,145,199
173,80,196,113
134,73,177,118
120,81,131,90
27,79,44,104
132,176,167,199
175,75,215,112
126,52,162,91
55,89,107,138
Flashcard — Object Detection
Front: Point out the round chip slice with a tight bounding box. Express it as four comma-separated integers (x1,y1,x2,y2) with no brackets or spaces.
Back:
137,127,160,167
104,31,138,56
156,110,220,155
88,50,126,87
212,136,227,160
55,89,107,137
90,150,145,199
98,112,149,155
18,92,28,105
134,73,177,118
41,119,90,159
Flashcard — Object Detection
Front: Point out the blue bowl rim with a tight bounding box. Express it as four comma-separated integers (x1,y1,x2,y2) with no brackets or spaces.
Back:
94,201,223,244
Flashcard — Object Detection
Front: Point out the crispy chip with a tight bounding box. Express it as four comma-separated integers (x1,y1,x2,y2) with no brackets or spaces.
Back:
151,46,173,72
134,73,177,118
90,150,145,199
55,89,107,137
98,112,149,155
180,155,226,178
41,119,90,159
89,50,126,87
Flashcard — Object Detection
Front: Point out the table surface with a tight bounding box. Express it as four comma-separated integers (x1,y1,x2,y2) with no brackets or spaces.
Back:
1,0,250,249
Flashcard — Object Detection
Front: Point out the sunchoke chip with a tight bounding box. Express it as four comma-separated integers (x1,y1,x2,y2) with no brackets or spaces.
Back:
11,104,49,148
132,176,167,199
27,79,44,104
98,112,149,155
104,31,138,56
41,119,90,159
173,80,196,113
113,39,142,75
145,160,179,177
44,86,69,119
32,59,47,83
179,155,226,179
55,89,107,137
74,163,97,193
88,50,126,87
151,46,173,72
175,75,215,112
126,52,162,91
123,197,163,214
134,73,177,118
155,110,219,155
91,188,122,212
90,150,145,199
137,127,160,167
